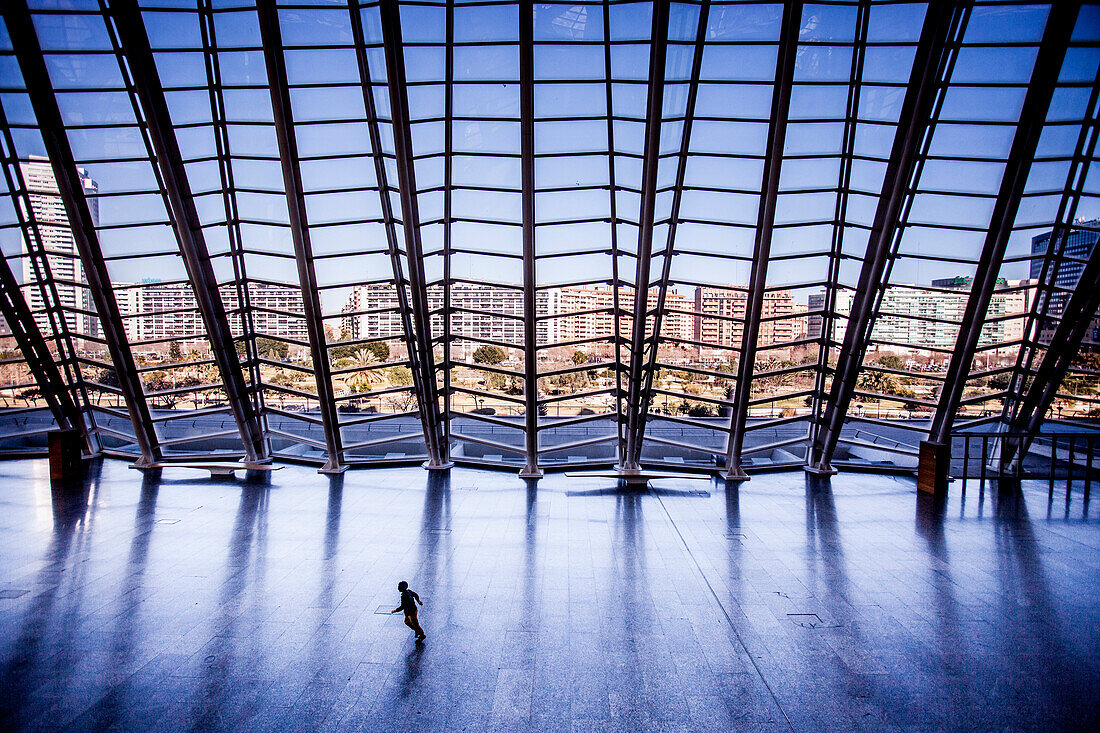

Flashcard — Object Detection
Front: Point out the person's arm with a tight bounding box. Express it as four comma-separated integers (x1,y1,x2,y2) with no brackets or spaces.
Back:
412,591,423,606
390,605,402,614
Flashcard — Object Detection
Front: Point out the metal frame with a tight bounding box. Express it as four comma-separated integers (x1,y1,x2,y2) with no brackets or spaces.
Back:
600,0,626,462
928,1,1081,445
807,0,963,472
1004,68,1100,431
197,0,267,442
5,0,161,463
256,1,345,472
620,0,671,472
519,0,541,477
1003,241,1100,462
723,0,802,481
0,102,95,452
110,0,268,464
366,0,450,469
443,0,455,455
807,0,870,458
626,0,711,469
0,238,85,442
0,0,1094,475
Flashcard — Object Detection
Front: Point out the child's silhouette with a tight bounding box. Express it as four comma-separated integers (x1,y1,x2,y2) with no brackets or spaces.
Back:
390,580,425,641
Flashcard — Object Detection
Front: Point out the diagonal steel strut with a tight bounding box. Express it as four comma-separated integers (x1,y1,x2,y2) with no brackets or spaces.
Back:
928,1,1081,445
257,1,345,472
807,0,963,472
369,0,451,469
5,0,161,462
620,0,671,472
723,0,803,481
111,0,269,463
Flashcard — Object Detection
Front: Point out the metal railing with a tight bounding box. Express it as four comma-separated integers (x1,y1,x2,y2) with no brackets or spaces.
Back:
951,431,1099,497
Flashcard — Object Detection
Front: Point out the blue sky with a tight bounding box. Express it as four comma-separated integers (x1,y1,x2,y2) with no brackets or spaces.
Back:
1,1,1098,316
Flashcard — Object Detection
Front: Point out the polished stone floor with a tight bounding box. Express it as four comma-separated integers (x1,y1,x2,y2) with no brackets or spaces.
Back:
1,459,1098,732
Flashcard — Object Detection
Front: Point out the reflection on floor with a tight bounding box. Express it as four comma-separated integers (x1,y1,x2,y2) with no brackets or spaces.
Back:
1,459,1098,731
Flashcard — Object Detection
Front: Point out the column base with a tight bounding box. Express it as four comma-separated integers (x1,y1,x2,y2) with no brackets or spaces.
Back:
612,465,650,484
318,460,348,474
48,428,84,481
803,464,838,476
918,440,949,496
423,460,454,471
518,465,543,479
723,465,749,482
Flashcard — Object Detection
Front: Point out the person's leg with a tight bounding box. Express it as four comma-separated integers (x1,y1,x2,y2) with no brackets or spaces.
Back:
404,615,417,634
410,613,425,639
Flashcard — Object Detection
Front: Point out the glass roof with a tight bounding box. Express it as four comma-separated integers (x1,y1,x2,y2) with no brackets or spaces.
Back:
0,0,1097,476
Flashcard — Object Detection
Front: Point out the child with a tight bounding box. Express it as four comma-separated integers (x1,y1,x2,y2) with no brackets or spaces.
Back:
390,580,425,641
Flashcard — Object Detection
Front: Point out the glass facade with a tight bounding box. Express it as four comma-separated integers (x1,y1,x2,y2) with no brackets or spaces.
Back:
0,0,1097,475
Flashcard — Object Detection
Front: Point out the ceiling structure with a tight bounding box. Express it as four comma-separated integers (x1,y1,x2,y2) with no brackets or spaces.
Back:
0,0,1097,476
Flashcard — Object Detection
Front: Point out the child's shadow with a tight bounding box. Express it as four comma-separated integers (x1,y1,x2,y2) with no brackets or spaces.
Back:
399,642,425,697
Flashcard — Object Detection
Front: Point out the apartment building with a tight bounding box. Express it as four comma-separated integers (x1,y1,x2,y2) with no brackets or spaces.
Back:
808,279,1029,354
20,157,98,338
118,281,308,345
694,287,804,350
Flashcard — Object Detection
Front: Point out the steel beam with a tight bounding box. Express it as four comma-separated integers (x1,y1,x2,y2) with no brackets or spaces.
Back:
928,1,1080,445
110,0,268,464
443,0,454,453
807,0,870,465
602,0,625,455
0,103,94,452
1002,70,1100,431
197,0,266,427
807,0,962,471
1004,240,1100,462
626,0,710,468
518,0,541,477
361,0,450,469
0,238,85,437
620,0,671,472
4,0,161,462
722,0,802,481
256,2,345,472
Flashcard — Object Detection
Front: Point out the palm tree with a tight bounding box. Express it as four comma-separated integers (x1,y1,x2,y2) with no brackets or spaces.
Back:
345,348,387,400
856,370,898,400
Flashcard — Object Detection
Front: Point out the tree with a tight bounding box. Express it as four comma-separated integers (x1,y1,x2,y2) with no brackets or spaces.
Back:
877,354,904,371
856,370,897,402
168,341,183,362
98,368,119,387
472,344,506,365
143,371,180,408
363,341,390,362
346,349,385,394
571,350,588,366
392,389,418,412
270,372,299,387
329,343,358,361
144,371,169,392
388,365,413,386
257,337,289,361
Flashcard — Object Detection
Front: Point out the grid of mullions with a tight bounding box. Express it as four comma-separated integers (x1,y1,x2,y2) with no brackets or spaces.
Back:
0,0,1096,475
964,15,1100,432
0,138,89,450
833,2,1100,460
12,3,269,458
